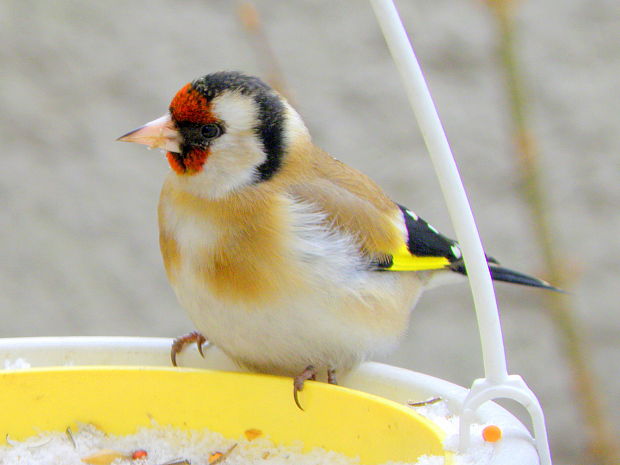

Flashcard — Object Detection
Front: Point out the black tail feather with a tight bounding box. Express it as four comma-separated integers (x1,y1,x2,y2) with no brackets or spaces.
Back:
487,264,563,292
450,261,563,292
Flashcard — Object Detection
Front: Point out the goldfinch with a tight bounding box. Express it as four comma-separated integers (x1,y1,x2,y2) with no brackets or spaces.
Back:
118,71,555,405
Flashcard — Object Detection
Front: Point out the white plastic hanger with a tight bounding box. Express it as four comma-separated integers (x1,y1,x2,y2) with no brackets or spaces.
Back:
368,1,552,463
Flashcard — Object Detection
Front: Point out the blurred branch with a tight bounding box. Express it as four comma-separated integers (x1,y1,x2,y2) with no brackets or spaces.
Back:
236,1,294,103
486,1,620,464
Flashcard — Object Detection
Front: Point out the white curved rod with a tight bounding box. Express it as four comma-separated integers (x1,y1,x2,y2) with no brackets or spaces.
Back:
368,1,552,464
368,0,506,381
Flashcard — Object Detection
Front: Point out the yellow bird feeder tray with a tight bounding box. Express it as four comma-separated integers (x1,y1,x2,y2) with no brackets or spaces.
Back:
0,365,447,464
0,337,542,464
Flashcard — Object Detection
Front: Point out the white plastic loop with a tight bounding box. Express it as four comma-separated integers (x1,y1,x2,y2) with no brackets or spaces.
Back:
368,1,552,464
459,376,551,464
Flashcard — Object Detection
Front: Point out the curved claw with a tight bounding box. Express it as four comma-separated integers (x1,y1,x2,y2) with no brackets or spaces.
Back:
196,336,210,358
170,331,209,367
171,346,179,367
293,385,305,411
292,365,317,411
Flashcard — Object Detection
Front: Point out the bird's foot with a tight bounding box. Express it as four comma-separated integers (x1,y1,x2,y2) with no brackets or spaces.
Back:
293,365,318,411
293,366,338,410
170,331,210,367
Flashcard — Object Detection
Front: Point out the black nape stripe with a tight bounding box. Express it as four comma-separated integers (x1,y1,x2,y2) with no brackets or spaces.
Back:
254,90,285,181
191,71,286,182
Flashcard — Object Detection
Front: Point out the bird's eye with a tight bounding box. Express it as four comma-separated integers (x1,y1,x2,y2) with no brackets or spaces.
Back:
201,123,223,140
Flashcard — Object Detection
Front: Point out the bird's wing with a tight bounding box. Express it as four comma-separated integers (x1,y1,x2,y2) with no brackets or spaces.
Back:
284,154,461,272
283,151,558,289
388,204,461,271
285,177,563,292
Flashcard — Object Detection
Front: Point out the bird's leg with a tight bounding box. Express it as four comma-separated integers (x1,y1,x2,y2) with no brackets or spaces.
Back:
327,368,337,385
170,331,210,367
293,365,317,411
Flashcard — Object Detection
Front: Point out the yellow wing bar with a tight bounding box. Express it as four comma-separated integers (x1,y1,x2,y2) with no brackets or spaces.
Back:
387,244,450,271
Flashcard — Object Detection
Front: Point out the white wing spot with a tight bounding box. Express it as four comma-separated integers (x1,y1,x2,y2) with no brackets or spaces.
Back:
406,209,418,221
427,223,439,234
451,245,462,259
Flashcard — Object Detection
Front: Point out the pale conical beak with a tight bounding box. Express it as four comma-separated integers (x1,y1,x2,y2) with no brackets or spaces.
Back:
117,114,182,153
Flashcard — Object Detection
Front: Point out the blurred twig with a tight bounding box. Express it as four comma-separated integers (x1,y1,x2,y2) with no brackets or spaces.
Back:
486,1,620,464
237,1,294,103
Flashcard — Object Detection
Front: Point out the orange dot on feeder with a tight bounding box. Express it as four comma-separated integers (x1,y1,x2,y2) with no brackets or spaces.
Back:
482,424,502,442
131,449,148,460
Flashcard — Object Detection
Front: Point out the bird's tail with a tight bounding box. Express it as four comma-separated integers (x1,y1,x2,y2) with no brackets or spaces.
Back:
450,261,562,292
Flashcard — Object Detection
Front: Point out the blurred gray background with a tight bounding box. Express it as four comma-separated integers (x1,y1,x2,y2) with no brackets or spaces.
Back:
1,1,618,464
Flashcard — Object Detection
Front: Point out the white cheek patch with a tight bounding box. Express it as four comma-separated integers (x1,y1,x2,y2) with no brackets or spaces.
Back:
211,92,258,133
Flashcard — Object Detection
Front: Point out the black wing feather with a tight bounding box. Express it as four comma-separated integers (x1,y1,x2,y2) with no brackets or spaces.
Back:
397,204,460,261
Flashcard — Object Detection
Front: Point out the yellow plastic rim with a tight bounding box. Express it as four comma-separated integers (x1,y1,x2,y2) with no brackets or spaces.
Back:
0,366,451,464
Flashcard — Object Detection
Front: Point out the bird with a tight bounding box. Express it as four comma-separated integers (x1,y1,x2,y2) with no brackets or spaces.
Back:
118,71,556,408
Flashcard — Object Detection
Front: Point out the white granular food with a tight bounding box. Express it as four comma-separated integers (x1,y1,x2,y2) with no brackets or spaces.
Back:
0,398,500,465
412,400,496,465
2,358,31,370
0,424,347,465
0,423,444,465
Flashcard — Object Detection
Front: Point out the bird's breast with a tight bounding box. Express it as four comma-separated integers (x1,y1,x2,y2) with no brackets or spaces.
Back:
158,188,317,306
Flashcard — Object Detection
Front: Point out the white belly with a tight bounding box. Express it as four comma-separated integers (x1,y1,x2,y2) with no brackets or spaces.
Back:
163,198,425,376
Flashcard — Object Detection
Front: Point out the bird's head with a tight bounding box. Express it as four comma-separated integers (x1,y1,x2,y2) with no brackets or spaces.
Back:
118,71,308,197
